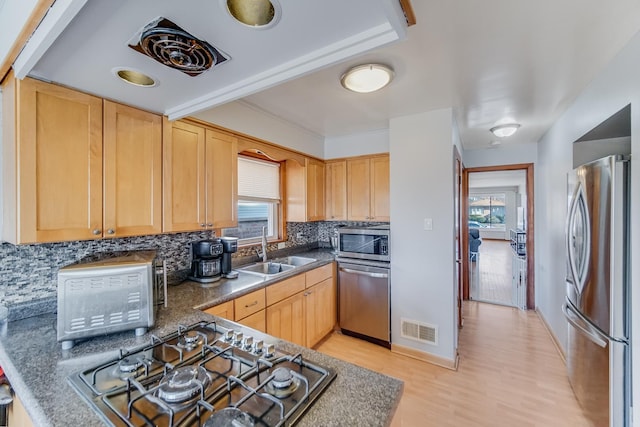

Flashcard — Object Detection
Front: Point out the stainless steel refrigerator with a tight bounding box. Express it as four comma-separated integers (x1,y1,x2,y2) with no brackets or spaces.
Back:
563,154,630,427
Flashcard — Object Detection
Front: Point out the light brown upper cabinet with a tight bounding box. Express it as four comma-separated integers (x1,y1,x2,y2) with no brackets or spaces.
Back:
1,76,164,244
347,154,390,221
103,101,162,238
163,119,238,232
286,157,325,222
325,160,347,221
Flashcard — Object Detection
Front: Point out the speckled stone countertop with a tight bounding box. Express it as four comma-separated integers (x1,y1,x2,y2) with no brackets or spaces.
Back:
0,249,403,426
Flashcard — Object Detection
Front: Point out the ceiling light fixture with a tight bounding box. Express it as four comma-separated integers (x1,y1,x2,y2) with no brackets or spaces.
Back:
113,68,156,87
490,123,521,138
489,140,502,147
226,0,281,28
340,64,394,93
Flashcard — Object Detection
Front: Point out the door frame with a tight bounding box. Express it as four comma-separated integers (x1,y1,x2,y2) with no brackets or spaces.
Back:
461,163,535,310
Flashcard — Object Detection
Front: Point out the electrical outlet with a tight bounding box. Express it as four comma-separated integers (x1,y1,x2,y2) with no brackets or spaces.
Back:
277,242,286,249
424,218,433,230
296,232,304,239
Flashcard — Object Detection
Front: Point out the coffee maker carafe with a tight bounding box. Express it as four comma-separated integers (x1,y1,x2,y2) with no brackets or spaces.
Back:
220,237,239,279
188,239,223,284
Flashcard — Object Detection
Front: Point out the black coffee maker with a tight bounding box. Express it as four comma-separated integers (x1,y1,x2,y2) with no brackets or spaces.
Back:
188,239,223,284
220,237,239,279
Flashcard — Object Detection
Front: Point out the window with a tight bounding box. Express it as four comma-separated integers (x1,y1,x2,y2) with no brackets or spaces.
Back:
222,156,281,244
469,193,506,230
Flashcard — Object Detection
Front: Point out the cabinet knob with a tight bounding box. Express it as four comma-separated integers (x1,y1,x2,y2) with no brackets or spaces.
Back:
107,228,115,235
92,229,101,235
207,223,213,227
200,223,206,228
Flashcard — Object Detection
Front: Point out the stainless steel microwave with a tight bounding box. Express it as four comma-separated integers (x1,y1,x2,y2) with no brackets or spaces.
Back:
337,225,390,261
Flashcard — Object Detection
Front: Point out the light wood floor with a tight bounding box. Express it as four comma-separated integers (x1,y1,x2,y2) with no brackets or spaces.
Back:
317,302,593,427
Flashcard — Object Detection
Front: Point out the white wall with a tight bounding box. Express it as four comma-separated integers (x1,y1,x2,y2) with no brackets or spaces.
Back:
535,30,640,425
389,108,457,362
324,129,389,159
463,143,537,168
193,101,325,159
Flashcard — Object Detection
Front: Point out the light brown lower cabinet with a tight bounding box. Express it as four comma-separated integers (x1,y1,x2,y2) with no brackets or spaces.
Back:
202,264,336,348
8,392,34,427
266,292,306,346
237,310,266,333
305,278,336,348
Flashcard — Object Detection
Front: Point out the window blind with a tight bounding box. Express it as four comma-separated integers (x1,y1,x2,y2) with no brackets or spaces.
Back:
238,157,280,200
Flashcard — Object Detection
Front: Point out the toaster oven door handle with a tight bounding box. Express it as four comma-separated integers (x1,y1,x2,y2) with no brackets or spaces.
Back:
162,260,168,308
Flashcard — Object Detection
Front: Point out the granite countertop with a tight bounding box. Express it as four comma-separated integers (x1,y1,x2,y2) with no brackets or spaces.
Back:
0,248,403,426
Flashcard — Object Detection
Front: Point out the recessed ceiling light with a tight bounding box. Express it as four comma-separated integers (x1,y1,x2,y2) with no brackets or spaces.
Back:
490,123,520,138
490,140,502,147
226,0,281,29
340,64,394,93
113,68,156,87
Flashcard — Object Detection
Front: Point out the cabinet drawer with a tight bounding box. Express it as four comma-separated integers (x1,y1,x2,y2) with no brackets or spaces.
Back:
203,300,234,320
266,274,305,306
305,263,333,288
234,289,266,320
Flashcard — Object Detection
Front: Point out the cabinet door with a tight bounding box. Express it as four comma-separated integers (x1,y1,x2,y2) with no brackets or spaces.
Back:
325,160,347,220
206,129,238,228
347,158,371,221
238,310,267,333
204,300,234,320
306,158,325,221
17,77,103,243
8,392,34,427
305,277,336,348
103,101,162,237
370,155,390,221
266,292,306,347
163,119,206,232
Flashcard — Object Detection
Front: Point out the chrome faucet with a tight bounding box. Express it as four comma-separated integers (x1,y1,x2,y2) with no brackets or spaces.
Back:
254,226,268,262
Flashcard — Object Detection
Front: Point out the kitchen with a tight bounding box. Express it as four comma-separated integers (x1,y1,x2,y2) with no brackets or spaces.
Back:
1,0,640,426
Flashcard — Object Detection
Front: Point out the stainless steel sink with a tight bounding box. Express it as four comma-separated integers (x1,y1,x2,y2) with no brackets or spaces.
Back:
272,256,317,266
238,262,296,277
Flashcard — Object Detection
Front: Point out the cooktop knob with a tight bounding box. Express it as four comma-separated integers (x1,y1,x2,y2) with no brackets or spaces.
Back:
252,340,264,354
223,330,234,342
242,336,253,350
233,331,243,346
264,343,275,358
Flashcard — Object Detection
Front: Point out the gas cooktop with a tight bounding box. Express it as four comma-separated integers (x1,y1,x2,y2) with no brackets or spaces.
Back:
67,321,336,426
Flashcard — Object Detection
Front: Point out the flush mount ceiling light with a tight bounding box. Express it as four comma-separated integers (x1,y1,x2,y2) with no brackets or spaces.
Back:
490,123,521,138
340,64,394,93
113,68,156,87
226,0,281,28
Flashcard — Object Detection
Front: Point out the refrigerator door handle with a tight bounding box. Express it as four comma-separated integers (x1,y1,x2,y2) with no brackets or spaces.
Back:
562,302,608,348
566,183,591,294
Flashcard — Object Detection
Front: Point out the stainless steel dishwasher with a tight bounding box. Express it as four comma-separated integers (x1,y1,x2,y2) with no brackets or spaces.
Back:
338,261,390,348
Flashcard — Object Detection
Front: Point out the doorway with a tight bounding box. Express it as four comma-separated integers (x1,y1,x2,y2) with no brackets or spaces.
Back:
468,171,527,307
462,164,535,310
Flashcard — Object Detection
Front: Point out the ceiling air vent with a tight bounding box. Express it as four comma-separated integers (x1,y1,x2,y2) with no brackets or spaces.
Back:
129,17,229,77
401,318,438,345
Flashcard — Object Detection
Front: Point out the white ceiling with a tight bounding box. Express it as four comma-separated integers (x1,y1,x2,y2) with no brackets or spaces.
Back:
16,0,640,150
237,0,640,149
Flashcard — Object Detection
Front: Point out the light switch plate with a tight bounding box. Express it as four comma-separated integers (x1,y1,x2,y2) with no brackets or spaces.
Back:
424,218,433,230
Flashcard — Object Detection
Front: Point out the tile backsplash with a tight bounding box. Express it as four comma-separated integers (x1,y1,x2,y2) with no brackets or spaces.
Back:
0,221,387,308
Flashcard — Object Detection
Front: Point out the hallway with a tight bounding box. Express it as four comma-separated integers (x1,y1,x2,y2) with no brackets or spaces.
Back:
317,302,591,426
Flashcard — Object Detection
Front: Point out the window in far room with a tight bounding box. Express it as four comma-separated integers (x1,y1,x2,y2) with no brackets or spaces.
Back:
468,193,506,230
222,156,282,245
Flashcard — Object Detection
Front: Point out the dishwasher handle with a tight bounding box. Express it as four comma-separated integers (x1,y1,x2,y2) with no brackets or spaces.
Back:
339,267,388,279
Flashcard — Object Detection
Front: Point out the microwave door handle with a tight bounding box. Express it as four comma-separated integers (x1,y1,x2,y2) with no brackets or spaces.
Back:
562,302,608,348
339,267,389,279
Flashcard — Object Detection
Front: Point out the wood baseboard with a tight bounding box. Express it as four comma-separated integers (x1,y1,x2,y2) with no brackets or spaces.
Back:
536,308,566,364
391,343,459,370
